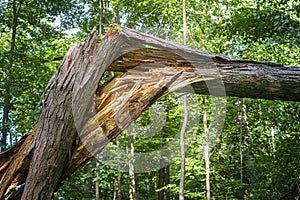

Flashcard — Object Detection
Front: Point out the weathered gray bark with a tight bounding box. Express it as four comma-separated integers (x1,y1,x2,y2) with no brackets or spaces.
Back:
0,25,299,200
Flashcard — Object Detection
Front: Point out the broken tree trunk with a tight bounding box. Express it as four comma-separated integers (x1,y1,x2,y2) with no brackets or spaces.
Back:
0,25,299,199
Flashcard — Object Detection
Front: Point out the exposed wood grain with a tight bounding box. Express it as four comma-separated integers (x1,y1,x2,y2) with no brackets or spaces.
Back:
106,31,300,101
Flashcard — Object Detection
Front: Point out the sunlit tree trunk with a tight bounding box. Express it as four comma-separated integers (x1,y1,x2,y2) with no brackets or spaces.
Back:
203,98,211,200
182,0,187,46
95,180,99,200
239,102,244,199
239,101,251,199
179,1,187,199
95,161,100,200
116,136,122,200
128,127,136,200
99,0,103,36
179,95,188,200
112,178,116,200
200,15,210,198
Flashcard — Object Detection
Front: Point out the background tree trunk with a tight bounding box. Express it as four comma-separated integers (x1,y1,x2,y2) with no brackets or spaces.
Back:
179,1,187,199
203,98,211,200
1,0,20,151
165,165,170,200
158,163,165,200
179,94,188,200
158,130,168,200
116,136,122,200
128,127,137,200
99,0,103,36
95,161,100,200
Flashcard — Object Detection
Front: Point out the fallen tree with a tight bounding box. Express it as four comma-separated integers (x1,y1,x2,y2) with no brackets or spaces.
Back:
0,25,299,199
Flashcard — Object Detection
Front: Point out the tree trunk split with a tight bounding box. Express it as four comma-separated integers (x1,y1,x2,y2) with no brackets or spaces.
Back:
0,25,299,199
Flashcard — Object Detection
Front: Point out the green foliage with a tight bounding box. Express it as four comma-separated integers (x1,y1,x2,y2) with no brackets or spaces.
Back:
0,0,79,143
59,159,128,199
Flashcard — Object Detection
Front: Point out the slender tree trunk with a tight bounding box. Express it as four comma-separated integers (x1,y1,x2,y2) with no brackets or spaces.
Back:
146,174,150,200
165,165,170,200
159,130,171,200
136,179,140,200
128,127,136,200
95,161,100,200
239,101,245,199
99,0,103,36
84,162,93,199
1,0,19,151
116,136,122,200
179,95,188,200
179,1,187,199
158,129,168,200
203,98,211,200
95,180,99,200
182,0,187,46
113,178,116,200
117,174,122,200
239,101,250,199
201,29,205,50
158,162,165,200
115,4,120,24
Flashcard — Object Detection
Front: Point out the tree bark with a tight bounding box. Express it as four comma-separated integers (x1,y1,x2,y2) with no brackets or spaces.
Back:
116,136,122,200
95,177,100,200
128,128,136,200
203,98,211,200
179,1,187,199
158,164,165,200
179,95,188,200
158,129,168,200
0,25,299,199
158,129,171,200
99,0,103,36
165,165,170,200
